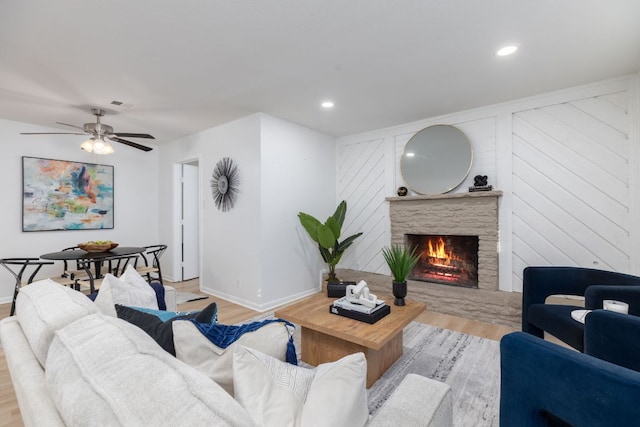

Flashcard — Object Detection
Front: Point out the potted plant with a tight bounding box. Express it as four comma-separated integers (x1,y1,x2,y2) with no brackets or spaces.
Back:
298,201,363,284
382,244,421,306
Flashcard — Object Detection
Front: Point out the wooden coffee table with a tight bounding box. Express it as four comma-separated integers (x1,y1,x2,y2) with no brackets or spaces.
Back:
274,292,425,388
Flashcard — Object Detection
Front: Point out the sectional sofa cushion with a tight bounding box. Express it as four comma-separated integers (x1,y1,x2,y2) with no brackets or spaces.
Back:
173,320,290,396
45,313,255,426
15,278,98,367
233,346,368,427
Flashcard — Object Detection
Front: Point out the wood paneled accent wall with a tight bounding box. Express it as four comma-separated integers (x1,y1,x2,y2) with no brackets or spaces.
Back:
337,75,639,292
511,91,633,285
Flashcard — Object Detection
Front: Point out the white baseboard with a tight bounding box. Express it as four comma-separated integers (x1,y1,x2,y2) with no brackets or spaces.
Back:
198,285,319,313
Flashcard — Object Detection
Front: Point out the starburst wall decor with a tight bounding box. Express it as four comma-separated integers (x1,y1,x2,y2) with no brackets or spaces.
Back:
210,157,239,212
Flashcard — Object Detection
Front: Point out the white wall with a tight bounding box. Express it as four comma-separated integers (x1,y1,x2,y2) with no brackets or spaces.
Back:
158,113,335,311
337,74,640,292
0,118,160,304
260,114,336,307
158,114,262,304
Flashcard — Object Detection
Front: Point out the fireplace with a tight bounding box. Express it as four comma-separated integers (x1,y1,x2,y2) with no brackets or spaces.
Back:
387,191,501,291
407,234,479,288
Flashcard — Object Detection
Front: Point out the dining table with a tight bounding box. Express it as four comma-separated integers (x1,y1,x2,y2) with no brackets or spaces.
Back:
40,246,145,285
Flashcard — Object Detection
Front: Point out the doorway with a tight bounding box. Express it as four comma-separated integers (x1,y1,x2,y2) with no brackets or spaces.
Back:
181,161,200,281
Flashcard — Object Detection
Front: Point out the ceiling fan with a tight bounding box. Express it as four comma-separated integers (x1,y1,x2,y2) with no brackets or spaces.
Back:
21,108,154,153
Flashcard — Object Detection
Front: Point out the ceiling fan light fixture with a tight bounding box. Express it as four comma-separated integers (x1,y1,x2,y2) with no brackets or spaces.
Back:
22,108,152,153
80,138,95,152
81,136,114,155
92,137,114,155
102,143,115,155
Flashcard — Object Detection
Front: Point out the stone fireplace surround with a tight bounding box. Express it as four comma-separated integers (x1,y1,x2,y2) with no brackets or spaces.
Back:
340,191,522,328
386,191,502,291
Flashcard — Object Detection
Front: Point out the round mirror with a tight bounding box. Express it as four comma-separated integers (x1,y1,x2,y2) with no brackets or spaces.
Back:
400,125,473,194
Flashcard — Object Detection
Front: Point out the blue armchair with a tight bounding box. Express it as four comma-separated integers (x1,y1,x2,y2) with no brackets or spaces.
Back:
501,310,640,426
522,266,640,351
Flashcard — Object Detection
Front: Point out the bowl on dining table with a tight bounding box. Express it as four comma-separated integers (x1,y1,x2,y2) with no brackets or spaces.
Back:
78,242,119,253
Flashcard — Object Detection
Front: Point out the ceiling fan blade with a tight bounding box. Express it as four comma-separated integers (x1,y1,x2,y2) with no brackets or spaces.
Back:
21,132,86,135
111,132,155,139
109,136,153,152
55,122,86,131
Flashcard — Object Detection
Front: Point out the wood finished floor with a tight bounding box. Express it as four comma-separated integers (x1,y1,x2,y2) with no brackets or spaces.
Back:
0,279,515,426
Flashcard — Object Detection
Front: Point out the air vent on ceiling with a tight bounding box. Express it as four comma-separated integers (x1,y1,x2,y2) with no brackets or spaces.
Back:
110,100,135,109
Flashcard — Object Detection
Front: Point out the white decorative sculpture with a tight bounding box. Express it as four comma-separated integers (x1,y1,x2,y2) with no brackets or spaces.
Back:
345,280,378,308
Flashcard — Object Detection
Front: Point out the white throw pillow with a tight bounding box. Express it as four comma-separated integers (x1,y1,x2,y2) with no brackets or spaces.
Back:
94,267,158,316
15,278,98,366
173,320,290,396
120,264,154,291
233,346,368,427
92,274,118,317
45,313,254,426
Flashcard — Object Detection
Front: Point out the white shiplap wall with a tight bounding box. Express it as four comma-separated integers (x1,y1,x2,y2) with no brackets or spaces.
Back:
337,137,388,273
337,74,640,292
511,91,632,289
338,115,498,278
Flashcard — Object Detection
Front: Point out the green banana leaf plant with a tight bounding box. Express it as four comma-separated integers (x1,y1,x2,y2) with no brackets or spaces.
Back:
298,201,363,283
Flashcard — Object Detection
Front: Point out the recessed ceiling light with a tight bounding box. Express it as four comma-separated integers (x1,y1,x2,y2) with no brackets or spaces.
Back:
321,101,334,108
496,45,518,56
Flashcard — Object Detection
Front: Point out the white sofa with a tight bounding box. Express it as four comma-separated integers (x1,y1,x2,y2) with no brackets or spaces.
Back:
163,284,177,311
0,279,453,426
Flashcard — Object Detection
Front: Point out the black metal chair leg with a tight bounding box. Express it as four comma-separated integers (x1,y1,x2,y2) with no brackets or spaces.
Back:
1,258,53,316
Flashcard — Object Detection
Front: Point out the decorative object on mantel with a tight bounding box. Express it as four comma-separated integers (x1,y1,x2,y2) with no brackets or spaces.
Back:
469,174,493,192
298,200,363,284
382,245,421,306
210,157,239,212
396,186,408,196
22,156,114,231
400,124,473,195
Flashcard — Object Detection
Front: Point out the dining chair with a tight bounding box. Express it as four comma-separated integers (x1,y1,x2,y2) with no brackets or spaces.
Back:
75,254,140,293
106,254,140,276
135,245,167,284
0,258,54,316
60,246,94,287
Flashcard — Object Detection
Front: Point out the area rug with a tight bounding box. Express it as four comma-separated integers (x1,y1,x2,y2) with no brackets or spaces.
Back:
175,291,208,305
251,313,500,426
366,322,500,426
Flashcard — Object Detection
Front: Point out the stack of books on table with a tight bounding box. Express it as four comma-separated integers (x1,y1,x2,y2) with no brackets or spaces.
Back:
330,297,391,324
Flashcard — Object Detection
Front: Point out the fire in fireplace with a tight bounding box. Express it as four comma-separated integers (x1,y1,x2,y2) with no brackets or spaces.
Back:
406,234,479,288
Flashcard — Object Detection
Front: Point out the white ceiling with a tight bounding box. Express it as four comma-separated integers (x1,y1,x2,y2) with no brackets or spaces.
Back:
1,0,639,146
